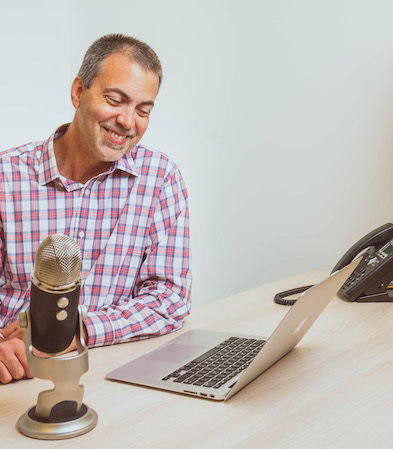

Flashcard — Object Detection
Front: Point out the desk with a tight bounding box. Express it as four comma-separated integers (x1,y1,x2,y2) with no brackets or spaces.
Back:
1,270,393,448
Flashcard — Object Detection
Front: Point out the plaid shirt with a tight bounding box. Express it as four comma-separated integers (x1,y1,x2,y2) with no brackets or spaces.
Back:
0,125,191,347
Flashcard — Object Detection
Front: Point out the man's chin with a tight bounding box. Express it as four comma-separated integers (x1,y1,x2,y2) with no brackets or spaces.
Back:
98,145,131,162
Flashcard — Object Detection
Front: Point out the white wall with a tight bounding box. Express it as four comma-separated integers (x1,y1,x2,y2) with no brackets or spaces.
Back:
1,0,393,305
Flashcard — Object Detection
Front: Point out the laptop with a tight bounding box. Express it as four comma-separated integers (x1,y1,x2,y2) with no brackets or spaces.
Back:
106,259,359,401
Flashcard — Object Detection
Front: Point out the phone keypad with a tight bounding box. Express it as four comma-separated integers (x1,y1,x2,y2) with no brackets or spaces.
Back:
343,266,367,288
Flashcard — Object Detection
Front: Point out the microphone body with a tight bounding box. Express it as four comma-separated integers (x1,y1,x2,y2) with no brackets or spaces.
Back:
30,283,80,354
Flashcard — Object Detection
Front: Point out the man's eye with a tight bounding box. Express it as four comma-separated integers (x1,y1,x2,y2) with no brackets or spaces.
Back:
105,96,122,105
138,109,151,117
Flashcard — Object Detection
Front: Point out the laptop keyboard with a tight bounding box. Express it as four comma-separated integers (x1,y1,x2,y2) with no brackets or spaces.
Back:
162,336,266,389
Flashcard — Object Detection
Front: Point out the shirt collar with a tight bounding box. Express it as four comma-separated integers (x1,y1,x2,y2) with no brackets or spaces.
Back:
114,154,139,177
37,124,66,186
38,124,139,186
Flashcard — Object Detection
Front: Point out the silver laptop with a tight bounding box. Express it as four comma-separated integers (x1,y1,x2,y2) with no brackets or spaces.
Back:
106,259,359,401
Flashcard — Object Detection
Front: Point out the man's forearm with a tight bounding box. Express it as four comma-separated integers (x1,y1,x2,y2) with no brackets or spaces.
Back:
83,282,191,347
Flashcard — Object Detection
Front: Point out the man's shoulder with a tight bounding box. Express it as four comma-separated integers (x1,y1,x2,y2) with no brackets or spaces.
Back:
131,143,180,180
0,140,45,165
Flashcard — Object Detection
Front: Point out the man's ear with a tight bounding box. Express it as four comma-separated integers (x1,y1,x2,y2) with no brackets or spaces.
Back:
71,76,85,109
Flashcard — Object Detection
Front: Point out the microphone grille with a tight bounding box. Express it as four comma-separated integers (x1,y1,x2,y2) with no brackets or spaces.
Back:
33,234,82,289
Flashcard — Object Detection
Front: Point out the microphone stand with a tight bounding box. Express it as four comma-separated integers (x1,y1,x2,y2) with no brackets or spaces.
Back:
17,305,98,440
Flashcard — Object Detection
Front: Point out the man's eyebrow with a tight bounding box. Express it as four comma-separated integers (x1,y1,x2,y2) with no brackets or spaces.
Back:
104,88,155,106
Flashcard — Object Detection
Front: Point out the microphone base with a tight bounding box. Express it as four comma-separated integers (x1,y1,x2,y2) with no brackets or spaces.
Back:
17,402,97,440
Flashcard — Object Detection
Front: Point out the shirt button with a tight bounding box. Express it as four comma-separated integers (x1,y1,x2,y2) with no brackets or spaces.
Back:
84,189,90,196
78,231,85,238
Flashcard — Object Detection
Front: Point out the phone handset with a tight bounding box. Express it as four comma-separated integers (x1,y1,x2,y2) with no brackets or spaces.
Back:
331,223,393,273
274,223,393,305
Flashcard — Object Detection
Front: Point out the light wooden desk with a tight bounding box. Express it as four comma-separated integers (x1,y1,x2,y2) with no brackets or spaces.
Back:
2,270,393,449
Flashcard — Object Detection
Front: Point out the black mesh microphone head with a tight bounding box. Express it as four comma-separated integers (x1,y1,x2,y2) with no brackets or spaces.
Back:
30,234,82,354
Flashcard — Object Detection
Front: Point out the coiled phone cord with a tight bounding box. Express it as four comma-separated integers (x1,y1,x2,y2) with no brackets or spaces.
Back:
273,285,314,306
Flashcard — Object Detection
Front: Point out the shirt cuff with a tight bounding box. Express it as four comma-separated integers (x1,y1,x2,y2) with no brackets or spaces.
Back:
83,310,117,348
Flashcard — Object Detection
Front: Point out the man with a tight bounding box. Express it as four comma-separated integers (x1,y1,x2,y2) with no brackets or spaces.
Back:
0,34,192,383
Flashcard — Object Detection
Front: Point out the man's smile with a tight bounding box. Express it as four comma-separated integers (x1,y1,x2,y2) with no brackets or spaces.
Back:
101,126,131,146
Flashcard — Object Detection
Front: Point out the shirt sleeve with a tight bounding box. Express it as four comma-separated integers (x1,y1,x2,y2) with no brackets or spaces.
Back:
82,166,192,347
0,219,4,286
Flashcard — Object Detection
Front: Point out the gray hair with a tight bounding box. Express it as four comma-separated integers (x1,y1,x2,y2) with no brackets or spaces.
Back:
78,34,162,89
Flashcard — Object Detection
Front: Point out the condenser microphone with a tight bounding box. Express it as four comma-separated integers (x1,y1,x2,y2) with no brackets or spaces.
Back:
30,234,82,354
17,234,97,440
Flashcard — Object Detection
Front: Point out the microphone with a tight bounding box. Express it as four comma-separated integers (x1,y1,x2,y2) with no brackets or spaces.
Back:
17,234,97,440
30,234,82,354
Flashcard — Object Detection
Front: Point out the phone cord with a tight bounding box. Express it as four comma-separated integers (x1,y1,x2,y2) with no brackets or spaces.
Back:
274,285,314,306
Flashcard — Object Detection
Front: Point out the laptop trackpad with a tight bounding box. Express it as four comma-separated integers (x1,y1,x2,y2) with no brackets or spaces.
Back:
143,344,204,363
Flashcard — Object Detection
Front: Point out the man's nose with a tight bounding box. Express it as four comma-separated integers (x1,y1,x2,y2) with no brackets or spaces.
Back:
117,106,136,131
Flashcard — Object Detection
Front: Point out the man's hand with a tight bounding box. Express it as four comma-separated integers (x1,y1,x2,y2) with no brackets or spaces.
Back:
1,319,24,341
0,319,31,384
0,319,88,384
0,338,33,384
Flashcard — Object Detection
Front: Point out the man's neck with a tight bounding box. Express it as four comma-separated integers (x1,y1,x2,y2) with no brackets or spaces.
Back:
53,123,111,184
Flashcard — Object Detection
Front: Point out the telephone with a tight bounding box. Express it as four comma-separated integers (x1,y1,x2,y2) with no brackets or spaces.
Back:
274,223,393,305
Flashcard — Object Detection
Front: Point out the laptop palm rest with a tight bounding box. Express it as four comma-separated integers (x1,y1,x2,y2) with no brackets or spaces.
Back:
142,344,205,363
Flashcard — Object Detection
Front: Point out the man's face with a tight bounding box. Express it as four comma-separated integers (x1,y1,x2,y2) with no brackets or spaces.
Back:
71,52,159,165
